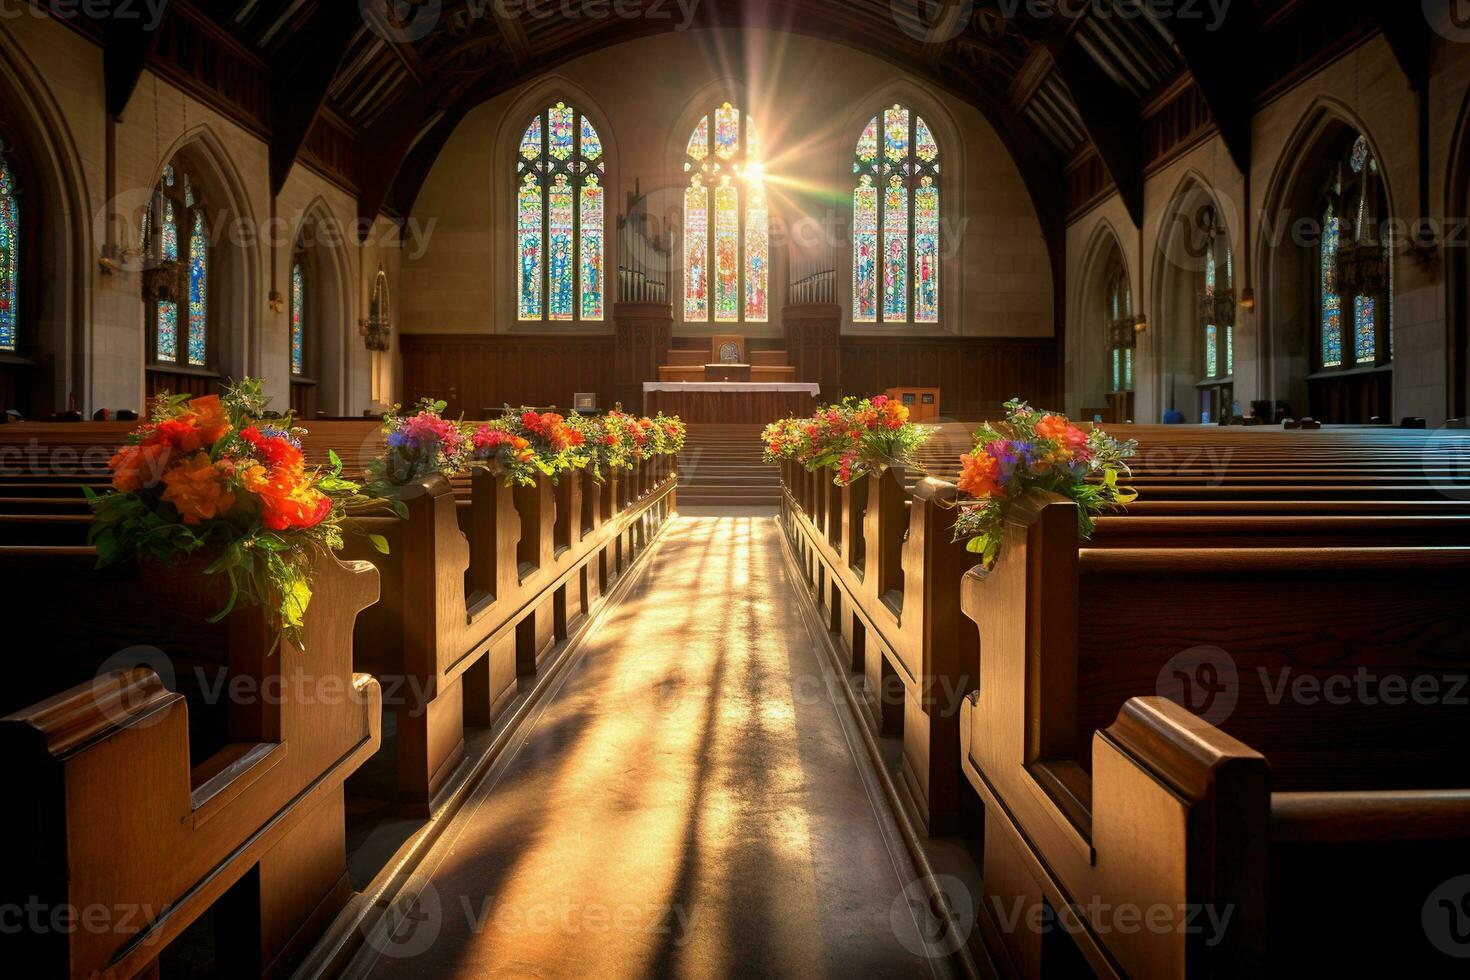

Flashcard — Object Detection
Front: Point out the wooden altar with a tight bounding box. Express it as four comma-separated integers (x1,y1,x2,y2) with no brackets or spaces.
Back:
643,382,819,424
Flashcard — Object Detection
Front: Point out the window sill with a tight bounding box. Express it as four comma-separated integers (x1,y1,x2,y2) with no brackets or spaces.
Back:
291,376,318,387
147,364,219,379
1307,363,1393,381
1195,376,1234,388
0,352,36,367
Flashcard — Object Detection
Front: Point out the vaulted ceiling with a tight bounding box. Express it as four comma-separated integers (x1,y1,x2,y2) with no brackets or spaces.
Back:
74,0,1429,249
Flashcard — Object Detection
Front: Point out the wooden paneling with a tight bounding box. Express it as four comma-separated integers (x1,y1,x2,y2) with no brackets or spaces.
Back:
839,337,1058,419
400,334,615,418
644,388,816,424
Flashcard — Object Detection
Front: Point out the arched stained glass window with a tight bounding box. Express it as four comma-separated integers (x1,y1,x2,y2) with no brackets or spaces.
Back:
854,104,939,324
517,103,605,321
1318,133,1392,371
683,103,768,323
1202,240,1233,380
145,160,210,368
1106,266,1133,394
0,153,19,352
290,258,306,376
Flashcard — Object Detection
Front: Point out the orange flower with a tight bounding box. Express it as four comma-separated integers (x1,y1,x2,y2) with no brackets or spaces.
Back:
161,453,236,524
241,463,330,530
957,450,1002,499
110,443,173,492
179,395,231,445
1036,414,1088,454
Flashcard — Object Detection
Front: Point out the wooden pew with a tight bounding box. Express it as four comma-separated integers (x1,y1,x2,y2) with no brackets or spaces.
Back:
956,492,1470,976
341,457,677,813
0,548,381,979
779,463,980,833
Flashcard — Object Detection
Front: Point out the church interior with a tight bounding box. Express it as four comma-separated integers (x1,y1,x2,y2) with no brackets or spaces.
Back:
3,1,1470,976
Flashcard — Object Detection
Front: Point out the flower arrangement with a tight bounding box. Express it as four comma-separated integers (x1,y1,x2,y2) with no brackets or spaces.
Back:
649,413,687,456
759,395,929,486
86,379,382,647
368,398,470,489
369,404,684,488
952,400,1138,565
468,409,590,486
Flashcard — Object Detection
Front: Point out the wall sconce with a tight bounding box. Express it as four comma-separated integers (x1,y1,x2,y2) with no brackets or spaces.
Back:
1133,314,1148,334
1239,288,1256,312
268,290,285,314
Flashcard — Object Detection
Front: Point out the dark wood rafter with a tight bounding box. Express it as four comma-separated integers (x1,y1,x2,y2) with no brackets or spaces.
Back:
1164,0,1255,176
267,10,363,195
1050,38,1144,227
102,0,173,121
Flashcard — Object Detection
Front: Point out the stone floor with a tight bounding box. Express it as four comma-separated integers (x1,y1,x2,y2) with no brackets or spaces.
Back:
355,514,952,980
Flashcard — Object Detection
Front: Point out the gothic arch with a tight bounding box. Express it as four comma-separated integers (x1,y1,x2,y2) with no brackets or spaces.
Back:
147,125,264,388
1151,170,1237,422
1258,100,1396,421
0,24,91,416
1445,85,1470,420
495,77,619,330
292,197,355,415
837,78,965,333
1071,219,1132,416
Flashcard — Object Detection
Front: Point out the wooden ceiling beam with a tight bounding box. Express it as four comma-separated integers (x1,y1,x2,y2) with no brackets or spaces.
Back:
103,0,173,121
1374,5,1430,91
1165,6,1254,176
1050,39,1144,227
267,7,363,195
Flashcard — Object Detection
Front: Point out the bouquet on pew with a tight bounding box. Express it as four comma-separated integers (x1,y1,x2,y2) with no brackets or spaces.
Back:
649,413,687,456
761,396,929,486
952,400,1138,565
86,379,381,648
468,408,590,486
367,398,471,490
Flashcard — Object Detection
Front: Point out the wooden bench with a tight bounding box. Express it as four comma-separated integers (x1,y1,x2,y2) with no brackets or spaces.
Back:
778,423,1470,974
958,495,1470,975
0,546,381,979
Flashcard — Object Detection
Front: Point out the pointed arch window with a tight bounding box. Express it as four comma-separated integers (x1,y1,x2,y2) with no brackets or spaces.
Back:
290,253,307,377
1318,134,1392,371
0,151,19,352
853,104,939,324
516,102,605,322
1202,235,1233,380
683,102,768,323
1106,266,1133,394
144,163,211,368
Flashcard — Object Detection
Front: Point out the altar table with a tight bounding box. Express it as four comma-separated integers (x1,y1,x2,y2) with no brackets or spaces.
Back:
642,382,820,424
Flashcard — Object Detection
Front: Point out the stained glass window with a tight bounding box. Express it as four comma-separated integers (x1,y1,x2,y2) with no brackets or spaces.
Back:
1106,266,1132,393
853,104,940,323
0,155,18,352
187,212,207,366
1321,208,1343,369
147,160,211,369
1319,132,1392,372
291,260,305,376
684,102,768,322
516,103,604,321
156,301,178,361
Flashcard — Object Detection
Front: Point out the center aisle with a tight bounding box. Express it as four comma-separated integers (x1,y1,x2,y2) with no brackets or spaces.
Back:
356,514,950,980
